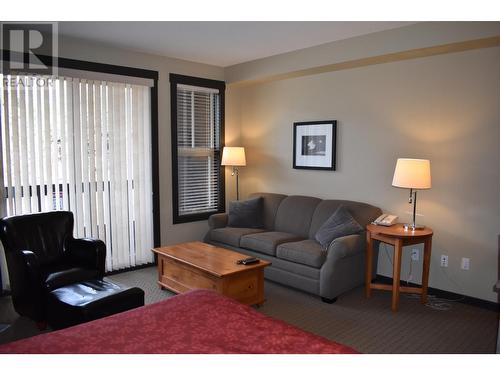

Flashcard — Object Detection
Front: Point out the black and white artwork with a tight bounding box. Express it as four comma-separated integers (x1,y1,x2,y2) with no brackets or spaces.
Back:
301,135,326,156
293,121,336,170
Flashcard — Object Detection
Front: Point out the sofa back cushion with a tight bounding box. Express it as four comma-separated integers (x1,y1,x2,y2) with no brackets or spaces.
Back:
249,192,287,230
309,200,382,239
274,196,321,237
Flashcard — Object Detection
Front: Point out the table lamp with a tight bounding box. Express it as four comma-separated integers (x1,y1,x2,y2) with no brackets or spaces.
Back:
392,158,431,231
221,147,246,200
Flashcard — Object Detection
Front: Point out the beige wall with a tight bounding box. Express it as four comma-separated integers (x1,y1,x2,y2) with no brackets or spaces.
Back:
225,22,500,84
223,86,244,203
227,46,500,302
58,36,225,247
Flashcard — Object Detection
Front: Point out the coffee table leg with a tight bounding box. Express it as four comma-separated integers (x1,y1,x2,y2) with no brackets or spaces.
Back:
392,239,403,312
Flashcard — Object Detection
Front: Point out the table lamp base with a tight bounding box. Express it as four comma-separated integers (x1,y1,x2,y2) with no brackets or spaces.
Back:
403,223,426,231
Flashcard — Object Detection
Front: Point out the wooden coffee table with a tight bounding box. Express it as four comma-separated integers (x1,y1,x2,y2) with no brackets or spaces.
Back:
152,241,271,305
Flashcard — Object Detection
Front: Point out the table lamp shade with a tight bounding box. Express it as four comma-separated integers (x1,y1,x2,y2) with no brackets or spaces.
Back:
392,158,431,189
221,147,246,166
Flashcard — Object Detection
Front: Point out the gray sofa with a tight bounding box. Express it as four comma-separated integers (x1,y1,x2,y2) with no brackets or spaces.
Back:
205,192,382,302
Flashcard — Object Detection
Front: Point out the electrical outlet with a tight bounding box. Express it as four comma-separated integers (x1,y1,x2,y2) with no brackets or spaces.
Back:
440,255,448,267
411,249,419,261
461,257,470,270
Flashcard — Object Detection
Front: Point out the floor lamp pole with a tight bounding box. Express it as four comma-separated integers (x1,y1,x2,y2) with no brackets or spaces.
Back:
232,167,240,200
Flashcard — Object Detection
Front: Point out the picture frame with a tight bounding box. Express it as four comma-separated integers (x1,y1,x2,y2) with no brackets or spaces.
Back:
293,120,337,170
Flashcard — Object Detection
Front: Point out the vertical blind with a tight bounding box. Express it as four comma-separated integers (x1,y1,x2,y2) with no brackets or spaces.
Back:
0,74,154,277
176,84,221,216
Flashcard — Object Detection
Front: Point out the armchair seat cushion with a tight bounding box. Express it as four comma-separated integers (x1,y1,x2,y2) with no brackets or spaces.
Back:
43,265,99,291
240,232,303,256
276,240,326,268
210,227,266,248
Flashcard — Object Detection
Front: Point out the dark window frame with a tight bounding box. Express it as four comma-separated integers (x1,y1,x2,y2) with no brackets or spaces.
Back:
170,73,226,224
1,49,161,248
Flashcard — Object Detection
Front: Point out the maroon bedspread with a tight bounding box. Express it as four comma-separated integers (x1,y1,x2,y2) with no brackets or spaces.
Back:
0,289,357,354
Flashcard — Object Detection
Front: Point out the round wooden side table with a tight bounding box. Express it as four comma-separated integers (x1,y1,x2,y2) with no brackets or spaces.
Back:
365,223,433,312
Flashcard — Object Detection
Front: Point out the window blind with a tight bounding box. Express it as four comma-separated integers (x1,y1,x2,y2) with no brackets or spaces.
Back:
175,81,223,219
0,74,154,277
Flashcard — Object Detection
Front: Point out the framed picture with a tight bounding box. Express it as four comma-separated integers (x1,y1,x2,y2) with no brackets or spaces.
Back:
293,120,337,170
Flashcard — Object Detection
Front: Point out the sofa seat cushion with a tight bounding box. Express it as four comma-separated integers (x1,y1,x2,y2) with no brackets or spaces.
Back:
43,265,100,291
276,240,326,268
240,232,303,256
210,227,266,248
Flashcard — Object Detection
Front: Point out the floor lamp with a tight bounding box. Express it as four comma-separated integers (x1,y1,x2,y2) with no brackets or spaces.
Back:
221,147,246,201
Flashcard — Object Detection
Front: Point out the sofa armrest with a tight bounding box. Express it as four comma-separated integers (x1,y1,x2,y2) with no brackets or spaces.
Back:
319,233,366,300
319,232,380,300
325,233,364,261
65,238,106,276
208,213,228,230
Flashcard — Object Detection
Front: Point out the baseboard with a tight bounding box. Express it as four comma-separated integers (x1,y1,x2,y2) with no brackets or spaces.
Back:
105,262,155,276
375,274,499,312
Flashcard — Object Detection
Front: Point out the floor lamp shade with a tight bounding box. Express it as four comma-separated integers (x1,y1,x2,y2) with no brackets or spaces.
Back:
221,147,246,167
221,147,246,200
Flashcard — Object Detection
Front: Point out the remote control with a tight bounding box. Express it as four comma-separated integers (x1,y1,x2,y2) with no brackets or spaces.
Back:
236,257,259,265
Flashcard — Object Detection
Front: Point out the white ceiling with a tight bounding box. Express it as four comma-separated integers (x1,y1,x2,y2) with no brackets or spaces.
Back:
59,22,415,67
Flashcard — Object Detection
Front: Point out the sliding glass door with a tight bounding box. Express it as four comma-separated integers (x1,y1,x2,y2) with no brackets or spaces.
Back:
0,74,154,272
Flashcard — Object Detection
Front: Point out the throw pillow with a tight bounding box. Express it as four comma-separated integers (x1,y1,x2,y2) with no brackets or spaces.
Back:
227,197,264,228
315,205,363,249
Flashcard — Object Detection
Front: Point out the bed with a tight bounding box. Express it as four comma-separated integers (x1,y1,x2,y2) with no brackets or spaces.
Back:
0,289,357,354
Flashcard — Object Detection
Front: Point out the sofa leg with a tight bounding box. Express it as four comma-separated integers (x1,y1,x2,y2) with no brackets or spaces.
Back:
321,297,338,304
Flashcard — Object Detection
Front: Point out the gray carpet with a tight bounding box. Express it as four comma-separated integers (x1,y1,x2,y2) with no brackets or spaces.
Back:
0,266,497,353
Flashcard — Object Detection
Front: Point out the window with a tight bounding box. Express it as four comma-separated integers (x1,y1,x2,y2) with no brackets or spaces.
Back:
170,74,225,223
0,68,158,272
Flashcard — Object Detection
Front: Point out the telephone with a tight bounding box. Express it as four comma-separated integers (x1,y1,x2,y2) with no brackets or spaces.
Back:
372,214,398,226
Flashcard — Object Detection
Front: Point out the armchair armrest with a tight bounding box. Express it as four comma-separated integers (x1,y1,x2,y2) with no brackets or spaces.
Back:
65,238,106,276
20,250,43,286
208,213,228,230
7,250,48,322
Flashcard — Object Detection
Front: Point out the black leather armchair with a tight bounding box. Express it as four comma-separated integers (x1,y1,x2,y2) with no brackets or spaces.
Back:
0,211,106,324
